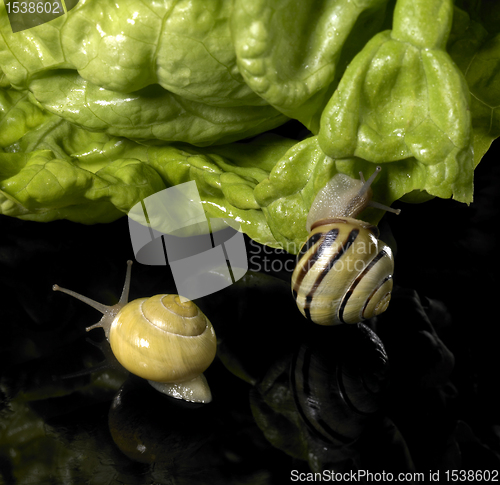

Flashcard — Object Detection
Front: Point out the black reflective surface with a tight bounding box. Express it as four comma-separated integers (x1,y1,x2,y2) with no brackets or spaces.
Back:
0,141,499,484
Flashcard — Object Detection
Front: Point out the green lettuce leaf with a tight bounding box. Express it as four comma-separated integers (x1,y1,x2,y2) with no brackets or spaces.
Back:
0,0,258,105
232,0,390,132
318,0,474,203
28,71,287,146
448,5,500,167
145,136,296,247
0,106,294,246
0,0,287,146
0,88,52,147
0,150,166,222
254,136,420,251
1,0,500,254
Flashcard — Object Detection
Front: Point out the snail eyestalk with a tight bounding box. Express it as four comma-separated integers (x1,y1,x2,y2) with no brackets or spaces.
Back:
358,166,401,215
52,261,133,340
358,166,381,197
368,200,401,215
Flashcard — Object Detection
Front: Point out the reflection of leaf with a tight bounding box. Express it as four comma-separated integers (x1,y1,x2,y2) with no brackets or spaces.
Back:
374,288,455,388
357,417,415,472
249,358,308,461
447,421,500,470
0,396,140,485
0,399,71,484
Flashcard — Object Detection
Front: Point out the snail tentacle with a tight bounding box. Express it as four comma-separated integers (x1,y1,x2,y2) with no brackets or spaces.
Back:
53,262,133,339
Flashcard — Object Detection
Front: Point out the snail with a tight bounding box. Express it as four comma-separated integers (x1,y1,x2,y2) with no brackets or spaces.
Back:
291,166,400,325
53,261,217,403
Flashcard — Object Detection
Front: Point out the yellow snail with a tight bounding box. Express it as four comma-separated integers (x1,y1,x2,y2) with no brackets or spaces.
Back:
291,166,401,325
53,261,217,403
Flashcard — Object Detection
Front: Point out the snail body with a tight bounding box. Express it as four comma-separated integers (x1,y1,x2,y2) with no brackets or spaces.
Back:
53,261,217,403
292,167,400,326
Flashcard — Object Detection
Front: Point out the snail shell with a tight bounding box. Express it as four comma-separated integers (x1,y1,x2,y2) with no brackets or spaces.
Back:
292,167,399,325
53,261,217,403
290,323,390,444
110,294,215,384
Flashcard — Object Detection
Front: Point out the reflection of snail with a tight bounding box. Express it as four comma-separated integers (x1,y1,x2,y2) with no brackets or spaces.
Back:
108,377,216,464
290,323,390,445
292,167,400,325
53,261,217,403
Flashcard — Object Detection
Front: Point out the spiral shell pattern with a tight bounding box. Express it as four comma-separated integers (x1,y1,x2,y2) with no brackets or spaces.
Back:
109,294,217,383
291,217,394,325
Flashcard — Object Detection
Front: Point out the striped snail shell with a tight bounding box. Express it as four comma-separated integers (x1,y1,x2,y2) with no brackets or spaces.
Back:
291,166,400,325
290,323,390,444
53,261,217,403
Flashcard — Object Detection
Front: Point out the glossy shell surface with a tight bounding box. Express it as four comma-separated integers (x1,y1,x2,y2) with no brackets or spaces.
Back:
109,294,217,383
292,217,394,325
